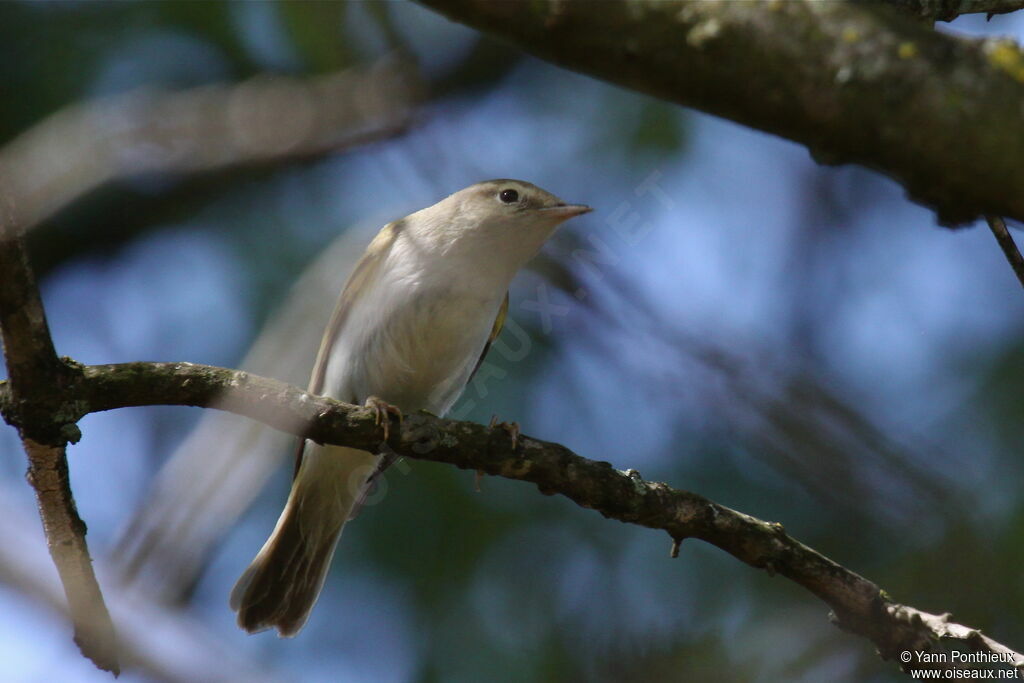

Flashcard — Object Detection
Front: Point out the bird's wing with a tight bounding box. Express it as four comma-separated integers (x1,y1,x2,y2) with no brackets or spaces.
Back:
293,220,402,477
467,291,508,384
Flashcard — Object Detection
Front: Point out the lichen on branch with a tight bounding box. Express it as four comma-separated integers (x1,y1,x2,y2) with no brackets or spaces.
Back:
416,0,1024,226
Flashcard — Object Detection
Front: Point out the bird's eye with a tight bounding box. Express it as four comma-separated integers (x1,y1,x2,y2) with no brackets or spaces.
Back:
499,188,519,204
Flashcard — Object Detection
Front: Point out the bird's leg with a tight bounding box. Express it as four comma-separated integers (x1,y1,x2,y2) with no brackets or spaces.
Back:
365,396,403,441
488,415,520,450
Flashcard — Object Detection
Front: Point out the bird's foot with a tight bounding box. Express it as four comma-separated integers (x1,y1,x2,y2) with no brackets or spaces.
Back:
488,415,520,450
365,396,403,441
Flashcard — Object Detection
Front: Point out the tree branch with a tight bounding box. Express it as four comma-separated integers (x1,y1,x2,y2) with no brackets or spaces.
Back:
417,0,1024,226
985,216,1024,289
0,57,422,232
887,0,1024,21
1,360,1021,677
0,481,282,682
0,203,118,674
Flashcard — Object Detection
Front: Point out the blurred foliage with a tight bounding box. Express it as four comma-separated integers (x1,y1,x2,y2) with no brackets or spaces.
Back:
631,99,688,160
281,1,364,72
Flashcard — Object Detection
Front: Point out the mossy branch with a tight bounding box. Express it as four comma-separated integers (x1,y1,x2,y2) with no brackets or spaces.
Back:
417,0,1024,226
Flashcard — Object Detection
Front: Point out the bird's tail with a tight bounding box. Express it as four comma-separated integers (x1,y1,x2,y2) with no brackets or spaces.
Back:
230,443,379,637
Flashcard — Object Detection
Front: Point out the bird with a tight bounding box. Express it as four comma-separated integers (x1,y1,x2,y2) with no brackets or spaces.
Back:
230,179,591,636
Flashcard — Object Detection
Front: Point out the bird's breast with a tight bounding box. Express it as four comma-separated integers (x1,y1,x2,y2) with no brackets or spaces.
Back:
324,281,502,416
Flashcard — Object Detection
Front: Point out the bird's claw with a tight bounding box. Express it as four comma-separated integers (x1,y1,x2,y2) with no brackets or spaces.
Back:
488,415,520,450
365,396,403,441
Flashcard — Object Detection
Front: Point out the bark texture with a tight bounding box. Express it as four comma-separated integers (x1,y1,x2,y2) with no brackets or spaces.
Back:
0,215,118,675
418,0,1024,226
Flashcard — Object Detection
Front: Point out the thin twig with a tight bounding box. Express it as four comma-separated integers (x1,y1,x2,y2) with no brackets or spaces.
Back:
986,216,1024,290
0,194,119,675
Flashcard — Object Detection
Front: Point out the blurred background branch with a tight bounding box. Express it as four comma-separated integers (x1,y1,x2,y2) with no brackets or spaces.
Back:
0,480,281,682
418,0,1024,226
0,57,422,233
113,230,373,604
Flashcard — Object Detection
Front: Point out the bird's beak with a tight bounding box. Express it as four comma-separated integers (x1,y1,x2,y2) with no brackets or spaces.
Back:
539,203,592,218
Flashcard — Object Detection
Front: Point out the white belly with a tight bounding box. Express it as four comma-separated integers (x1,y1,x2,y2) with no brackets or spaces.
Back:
322,283,501,415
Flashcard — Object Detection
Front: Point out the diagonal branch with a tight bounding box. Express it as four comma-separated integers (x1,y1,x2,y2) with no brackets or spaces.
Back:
0,199,119,675
985,216,1024,289
416,0,1024,226
1,360,1021,677
0,57,422,233
0,480,283,681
